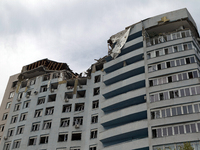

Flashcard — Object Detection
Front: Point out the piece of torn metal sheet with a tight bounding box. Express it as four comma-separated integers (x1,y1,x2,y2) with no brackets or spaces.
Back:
110,27,131,59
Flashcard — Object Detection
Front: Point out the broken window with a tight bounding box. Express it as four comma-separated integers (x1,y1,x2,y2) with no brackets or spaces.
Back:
149,80,153,87
12,139,21,149
5,102,11,109
50,82,58,92
95,63,103,71
30,79,36,85
9,91,14,99
21,80,27,88
91,115,98,124
43,120,52,130
34,109,43,118
58,133,68,142
32,122,40,131
20,113,27,121
37,97,45,105
45,107,54,115
11,115,18,124
14,103,21,111
93,87,100,96
40,135,49,144
94,75,101,83
12,81,18,88
78,78,87,88
76,90,86,98
73,117,83,126
53,72,60,79
7,128,14,137
65,92,73,99
17,92,23,100
23,100,30,108
71,132,81,141
16,126,24,135
60,118,70,127
62,104,72,113
2,113,8,120
48,94,56,102
28,136,37,146
90,129,98,139
26,91,31,98
90,145,97,150
92,100,99,109
0,124,4,132
66,80,75,89
75,103,84,112
43,74,50,81
40,85,47,92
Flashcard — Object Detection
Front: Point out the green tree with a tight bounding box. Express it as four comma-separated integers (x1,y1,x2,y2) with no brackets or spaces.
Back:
178,142,194,150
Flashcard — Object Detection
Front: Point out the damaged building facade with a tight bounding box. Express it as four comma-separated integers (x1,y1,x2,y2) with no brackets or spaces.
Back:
0,8,200,150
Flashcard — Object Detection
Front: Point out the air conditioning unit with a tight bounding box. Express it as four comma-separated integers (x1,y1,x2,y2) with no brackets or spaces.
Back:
65,98,69,102
34,91,38,95
4,136,8,140
26,95,30,98
51,89,54,93
75,124,80,129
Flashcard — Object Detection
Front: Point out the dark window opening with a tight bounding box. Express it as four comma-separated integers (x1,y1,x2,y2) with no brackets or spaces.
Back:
91,115,98,124
58,133,68,142
43,74,50,81
75,103,84,112
90,130,97,139
94,75,101,83
62,104,72,113
65,92,73,99
21,81,27,88
156,51,159,57
157,64,161,70
78,78,87,86
152,129,157,138
149,80,153,87
53,72,60,79
40,135,49,144
48,94,56,102
93,87,100,96
159,93,164,100
28,137,37,145
166,62,171,68
186,58,190,64
45,107,54,115
76,90,86,98
95,63,103,71
71,133,81,141
188,72,193,79
50,83,58,92
151,112,155,119
168,76,172,83
66,80,75,89
12,81,18,88
60,118,70,127
92,100,99,109
73,117,83,126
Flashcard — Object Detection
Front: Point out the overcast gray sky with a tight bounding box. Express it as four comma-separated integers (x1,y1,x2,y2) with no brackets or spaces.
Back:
0,0,200,103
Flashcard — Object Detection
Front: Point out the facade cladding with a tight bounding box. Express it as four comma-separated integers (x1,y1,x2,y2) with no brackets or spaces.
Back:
0,8,200,150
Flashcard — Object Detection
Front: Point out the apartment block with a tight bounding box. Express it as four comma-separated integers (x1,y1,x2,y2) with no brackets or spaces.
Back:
0,8,200,150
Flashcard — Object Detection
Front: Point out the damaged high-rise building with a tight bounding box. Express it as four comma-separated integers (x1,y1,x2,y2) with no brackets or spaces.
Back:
0,8,200,150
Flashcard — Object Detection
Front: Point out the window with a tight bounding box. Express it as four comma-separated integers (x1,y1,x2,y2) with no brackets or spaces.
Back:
71,132,81,141
70,147,80,150
90,145,97,150
9,91,14,99
12,81,18,88
62,104,71,113
91,115,98,124
40,135,49,144
53,72,60,79
11,115,18,124
3,142,11,150
65,92,73,99
43,120,52,129
26,90,31,98
2,113,8,120
90,129,98,139
17,92,23,100
92,100,99,109
37,97,45,105
66,80,75,89
20,113,27,121
5,102,11,109
94,75,101,83
76,90,86,98
34,109,43,118
93,87,100,96
43,74,50,81
48,94,56,102
58,133,68,142
0,124,5,132
14,103,21,111
75,103,84,112
21,80,27,88
30,79,36,85
32,122,40,131
13,139,21,149
45,107,54,115
23,100,30,108
28,136,37,146
16,126,24,135
50,83,58,92
73,117,83,126
60,118,70,127
7,128,14,137
40,85,47,92
57,148,67,150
